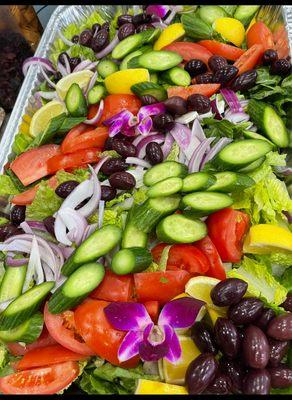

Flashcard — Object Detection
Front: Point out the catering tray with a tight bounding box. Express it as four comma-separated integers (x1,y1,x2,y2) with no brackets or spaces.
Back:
0,5,291,172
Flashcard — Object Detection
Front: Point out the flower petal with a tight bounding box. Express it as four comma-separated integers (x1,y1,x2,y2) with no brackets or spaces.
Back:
136,116,153,136
137,103,166,123
158,297,206,329
143,323,165,346
118,330,143,362
104,302,151,331
139,339,169,362
163,324,182,364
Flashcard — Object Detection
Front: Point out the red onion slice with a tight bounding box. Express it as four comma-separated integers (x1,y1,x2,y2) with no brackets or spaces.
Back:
94,155,110,174
211,98,223,120
136,134,164,159
162,133,174,158
56,207,88,246
22,57,55,76
191,118,207,143
57,60,69,77
40,65,57,89
76,165,101,217
84,99,104,125
170,123,201,161
98,200,105,229
73,59,93,73
34,91,57,100
59,31,74,46
146,5,170,18
200,137,233,168
20,221,33,235
22,236,44,292
220,88,243,113
125,157,151,169
6,257,28,267
175,111,198,124
59,179,93,214
82,223,98,242
189,137,215,173
27,221,47,231
95,34,120,59
85,71,97,97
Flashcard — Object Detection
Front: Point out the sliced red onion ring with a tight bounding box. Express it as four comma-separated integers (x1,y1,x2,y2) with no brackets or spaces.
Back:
20,221,33,235
189,137,215,173
22,236,44,292
170,123,201,161
95,34,119,59
82,223,98,242
220,88,243,113
137,103,166,123
162,133,174,158
211,98,223,120
85,71,98,97
152,20,168,29
164,6,183,24
200,137,233,168
55,207,88,246
125,157,151,169
27,221,46,231
274,166,292,176
59,31,74,46
34,91,57,100
135,132,164,157
73,59,92,73
127,167,144,188
84,99,104,125
58,245,75,260
57,60,68,77
59,179,93,214
40,65,57,89
224,110,250,123
98,200,105,229
146,5,170,18
175,111,198,124
6,257,28,267
94,155,110,174
22,57,55,76
76,165,101,217
192,118,207,142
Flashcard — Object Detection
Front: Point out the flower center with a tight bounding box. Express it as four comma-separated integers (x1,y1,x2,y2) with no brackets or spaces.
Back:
149,325,165,345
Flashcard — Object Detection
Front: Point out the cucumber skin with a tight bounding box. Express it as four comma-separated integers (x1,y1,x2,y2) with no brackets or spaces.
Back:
0,312,43,344
111,247,152,275
207,172,255,193
234,6,260,27
65,83,87,118
181,14,213,40
121,222,148,248
161,67,191,87
131,81,167,102
182,192,233,214
238,156,265,173
144,161,188,187
48,286,88,315
147,177,183,198
182,173,217,192
0,265,27,302
198,6,227,25
88,85,106,105
136,51,183,72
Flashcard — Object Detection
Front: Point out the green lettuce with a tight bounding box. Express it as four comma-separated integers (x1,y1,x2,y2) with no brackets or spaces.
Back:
166,142,180,162
227,256,288,307
281,266,292,292
133,187,148,205
270,252,292,268
0,175,20,196
88,209,126,229
106,192,132,209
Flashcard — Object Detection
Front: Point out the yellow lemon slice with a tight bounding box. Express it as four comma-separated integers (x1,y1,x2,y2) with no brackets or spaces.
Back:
104,68,150,94
56,70,94,100
29,100,66,138
154,23,185,51
135,379,188,394
214,17,245,47
243,224,292,254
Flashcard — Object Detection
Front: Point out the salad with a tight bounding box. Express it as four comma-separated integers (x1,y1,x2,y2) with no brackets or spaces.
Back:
0,4,291,395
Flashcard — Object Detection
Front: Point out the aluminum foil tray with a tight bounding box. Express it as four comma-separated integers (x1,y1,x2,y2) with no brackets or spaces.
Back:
0,5,291,172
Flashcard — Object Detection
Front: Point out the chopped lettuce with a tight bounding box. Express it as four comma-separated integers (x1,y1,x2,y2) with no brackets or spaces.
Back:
0,218,9,226
227,256,288,307
166,142,180,162
133,186,148,205
270,252,292,268
281,266,292,292
0,344,8,370
88,209,126,229
99,150,120,159
106,192,132,209
0,175,20,196
69,44,96,62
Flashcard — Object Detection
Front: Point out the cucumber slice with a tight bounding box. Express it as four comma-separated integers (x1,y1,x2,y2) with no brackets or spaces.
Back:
97,59,118,78
219,6,237,16
131,81,167,102
238,156,265,173
48,263,105,314
0,265,27,302
150,73,158,84
247,99,288,148
182,172,217,192
207,172,255,193
136,51,183,71
0,312,43,343
111,247,152,275
182,192,233,214
156,214,207,244
161,67,191,87
215,139,273,170
234,6,260,27
130,195,181,233
62,225,122,276
0,281,54,330
144,161,188,187
87,85,106,105
120,46,152,70
147,177,183,198
65,83,87,117
199,6,227,25
121,221,148,248
243,130,275,147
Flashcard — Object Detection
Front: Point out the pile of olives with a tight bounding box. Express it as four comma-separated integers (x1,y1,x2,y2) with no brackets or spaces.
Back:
185,278,292,395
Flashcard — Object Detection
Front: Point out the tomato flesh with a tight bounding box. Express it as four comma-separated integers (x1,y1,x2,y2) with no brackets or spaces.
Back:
167,84,220,100
198,40,245,61
162,42,213,64
143,301,160,323
7,328,57,356
94,94,141,125
90,270,135,302
11,175,58,206
246,21,275,51
61,124,108,154
194,236,226,280
47,148,101,174
234,44,264,75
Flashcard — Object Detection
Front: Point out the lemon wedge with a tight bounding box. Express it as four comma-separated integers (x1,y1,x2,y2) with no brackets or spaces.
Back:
29,100,66,138
214,17,245,47
56,70,94,100
104,68,150,94
135,379,188,394
185,276,220,306
154,23,185,51
243,224,292,254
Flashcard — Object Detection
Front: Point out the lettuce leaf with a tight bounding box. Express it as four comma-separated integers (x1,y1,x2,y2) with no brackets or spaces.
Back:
0,175,19,196
270,252,292,268
166,142,180,162
281,266,292,292
227,256,288,307
133,186,148,205
88,209,126,229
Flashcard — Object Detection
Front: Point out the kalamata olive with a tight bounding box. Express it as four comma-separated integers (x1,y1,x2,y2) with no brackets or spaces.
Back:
280,294,292,312
231,69,258,92
10,205,26,225
262,49,278,65
79,29,93,47
184,59,207,78
255,308,276,331
243,369,271,394
243,325,269,369
211,278,248,307
117,14,133,27
219,357,245,393
109,171,136,190
186,353,218,394
101,22,110,32
268,365,292,388
43,216,55,237
58,52,70,66
90,29,109,52
112,138,137,158
55,180,79,199
187,94,211,114
152,113,175,132
214,318,240,359
268,338,289,367
140,94,158,105
267,313,292,341
213,65,239,86
0,224,21,242
118,23,136,41
195,72,214,84
136,23,154,33
191,321,217,355
100,185,117,202
208,55,228,72
71,35,79,44
69,57,81,72
270,59,291,77
145,142,163,165
104,137,115,150
228,297,264,325
100,158,128,176
92,23,101,34
163,96,188,116
205,372,232,394
54,72,63,81
132,13,152,27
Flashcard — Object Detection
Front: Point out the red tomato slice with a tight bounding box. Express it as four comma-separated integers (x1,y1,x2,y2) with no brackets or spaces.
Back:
10,144,61,186
47,148,101,174
44,303,94,356
134,270,191,304
61,126,109,154
207,208,250,263
273,25,290,59
194,236,226,280
143,301,160,323
234,44,265,75
246,21,275,51
0,361,79,395
74,299,139,367
7,328,57,356
162,42,213,64
11,176,58,206
90,270,135,302
16,344,87,371
198,40,245,61
167,84,220,100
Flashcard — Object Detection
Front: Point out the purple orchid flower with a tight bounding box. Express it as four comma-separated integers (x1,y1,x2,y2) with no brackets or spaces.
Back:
104,297,205,364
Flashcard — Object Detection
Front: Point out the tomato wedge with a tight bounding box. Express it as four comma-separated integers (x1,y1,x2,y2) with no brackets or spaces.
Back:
7,328,57,356
47,148,101,174
44,303,94,356
61,126,109,154
162,42,213,64
234,44,264,75
11,176,58,206
273,25,290,59
74,299,139,367
0,361,79,395
16,344,87,371
134,270,191,304
90,270,135,302
246,21,275,51
10,144,61,186
198,40,245,61
167,84,220,100
194,236,226,280
143,301,160,323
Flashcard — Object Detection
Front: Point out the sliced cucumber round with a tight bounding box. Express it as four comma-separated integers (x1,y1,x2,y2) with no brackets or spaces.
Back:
137,51,183,71
111,247,152,275
147,177,183,198
144,161,188,187
182,191,233,214
131,81,167,102
238,156,266,173
182,172,217,193
0,312,43,343
207,172,255,193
